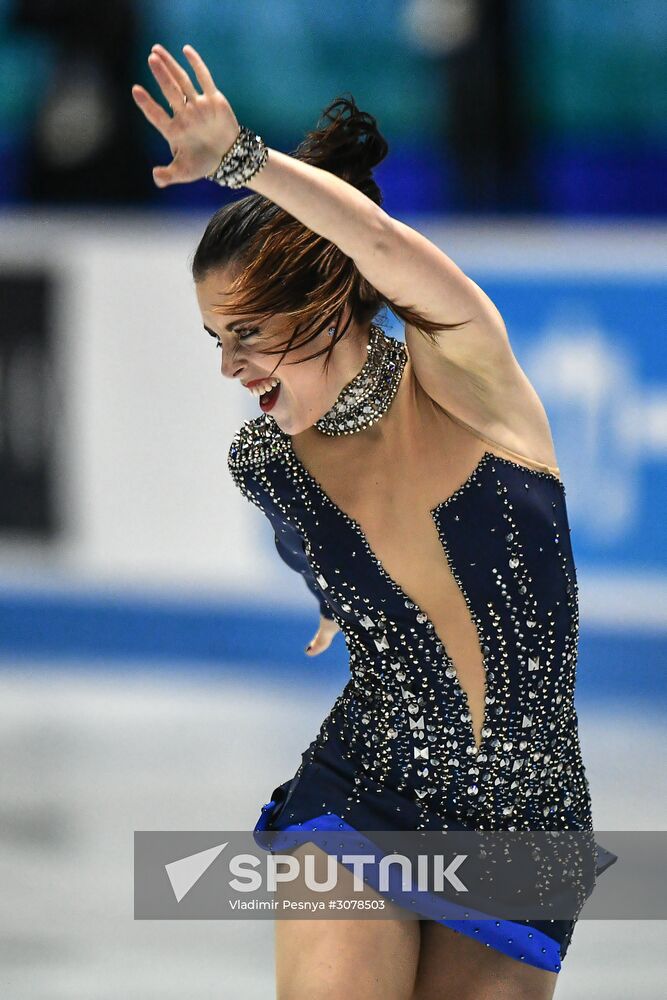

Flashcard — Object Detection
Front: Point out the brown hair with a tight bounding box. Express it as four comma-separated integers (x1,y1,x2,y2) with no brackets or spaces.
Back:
191,94,467,373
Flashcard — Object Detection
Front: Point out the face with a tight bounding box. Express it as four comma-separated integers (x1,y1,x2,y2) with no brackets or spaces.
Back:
195,265,369,435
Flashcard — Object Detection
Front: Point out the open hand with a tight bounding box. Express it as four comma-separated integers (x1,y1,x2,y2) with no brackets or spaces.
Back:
131,43,240,187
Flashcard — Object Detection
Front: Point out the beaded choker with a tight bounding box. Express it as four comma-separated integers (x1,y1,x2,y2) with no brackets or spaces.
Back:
314,323,407,437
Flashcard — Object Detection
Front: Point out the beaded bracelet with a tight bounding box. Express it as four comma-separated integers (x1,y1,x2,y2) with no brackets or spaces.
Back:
205,125,269,189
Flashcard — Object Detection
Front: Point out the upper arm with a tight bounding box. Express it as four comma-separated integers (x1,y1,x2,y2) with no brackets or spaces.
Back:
361,214,505,332
352,214,556,460
274,525,336,620
352,213,521,406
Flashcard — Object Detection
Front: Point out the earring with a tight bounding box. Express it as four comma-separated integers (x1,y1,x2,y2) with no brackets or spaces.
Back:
327,326,336,337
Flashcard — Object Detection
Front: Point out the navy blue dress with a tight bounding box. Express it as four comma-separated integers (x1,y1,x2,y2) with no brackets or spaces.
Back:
228,363,613,972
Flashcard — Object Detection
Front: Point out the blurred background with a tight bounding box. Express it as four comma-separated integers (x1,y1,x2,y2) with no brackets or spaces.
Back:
0,1,665,997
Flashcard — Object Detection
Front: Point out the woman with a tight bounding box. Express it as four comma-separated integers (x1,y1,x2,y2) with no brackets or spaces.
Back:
132,43,612,1000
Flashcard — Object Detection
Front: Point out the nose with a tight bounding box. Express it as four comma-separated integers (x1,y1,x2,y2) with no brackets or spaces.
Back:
219,344,244,380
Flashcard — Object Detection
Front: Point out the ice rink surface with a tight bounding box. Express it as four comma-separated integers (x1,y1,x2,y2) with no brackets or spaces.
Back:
0,662,664,999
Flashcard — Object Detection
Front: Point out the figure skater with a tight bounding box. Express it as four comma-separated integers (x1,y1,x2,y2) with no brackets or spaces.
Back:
132,43,611,1000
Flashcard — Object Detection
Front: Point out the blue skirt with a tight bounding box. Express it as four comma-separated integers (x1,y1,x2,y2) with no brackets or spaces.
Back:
252,751,616,974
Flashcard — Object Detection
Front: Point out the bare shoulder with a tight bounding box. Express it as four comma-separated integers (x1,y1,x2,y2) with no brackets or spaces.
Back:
403,321,560,473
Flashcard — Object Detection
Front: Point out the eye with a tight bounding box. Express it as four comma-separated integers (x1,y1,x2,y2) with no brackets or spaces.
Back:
211,327,258,349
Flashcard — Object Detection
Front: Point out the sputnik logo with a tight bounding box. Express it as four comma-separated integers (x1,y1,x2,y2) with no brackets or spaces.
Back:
165,842,228,902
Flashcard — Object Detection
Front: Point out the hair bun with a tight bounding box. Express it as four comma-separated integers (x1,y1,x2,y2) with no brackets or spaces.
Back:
292,94,388,206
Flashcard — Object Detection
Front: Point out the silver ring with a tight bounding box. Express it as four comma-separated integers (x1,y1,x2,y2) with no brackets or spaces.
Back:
182,92,188,105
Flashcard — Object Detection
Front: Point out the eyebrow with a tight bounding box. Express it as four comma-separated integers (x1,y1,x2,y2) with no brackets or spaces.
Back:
203,322,246,338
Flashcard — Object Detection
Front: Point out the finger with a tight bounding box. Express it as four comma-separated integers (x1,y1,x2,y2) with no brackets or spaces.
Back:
152,162,181,188
305,631,319,655
131,85,172,136
305,631,330,656
151,146,186,188
182,44,217,96
151,43,198,98
147,51,185,111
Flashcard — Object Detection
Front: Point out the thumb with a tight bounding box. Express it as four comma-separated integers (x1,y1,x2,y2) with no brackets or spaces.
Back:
152,148,183,187
153,164,176,188
305,616,339,657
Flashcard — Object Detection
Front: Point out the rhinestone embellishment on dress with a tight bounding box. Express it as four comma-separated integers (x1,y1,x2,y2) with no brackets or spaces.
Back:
227,328,591,845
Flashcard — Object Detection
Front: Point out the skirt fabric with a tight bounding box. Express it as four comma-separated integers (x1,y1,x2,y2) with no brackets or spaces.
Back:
250,746,614,973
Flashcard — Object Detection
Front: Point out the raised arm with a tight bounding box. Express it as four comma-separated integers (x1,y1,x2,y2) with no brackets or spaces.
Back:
242,149,519,412
133,43,553,462
133,44,501,332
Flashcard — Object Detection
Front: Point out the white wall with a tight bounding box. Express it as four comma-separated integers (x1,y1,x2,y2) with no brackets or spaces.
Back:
0,211,263,598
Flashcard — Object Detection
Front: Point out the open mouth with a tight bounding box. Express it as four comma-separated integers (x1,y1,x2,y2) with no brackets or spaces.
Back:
259,381,281,412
